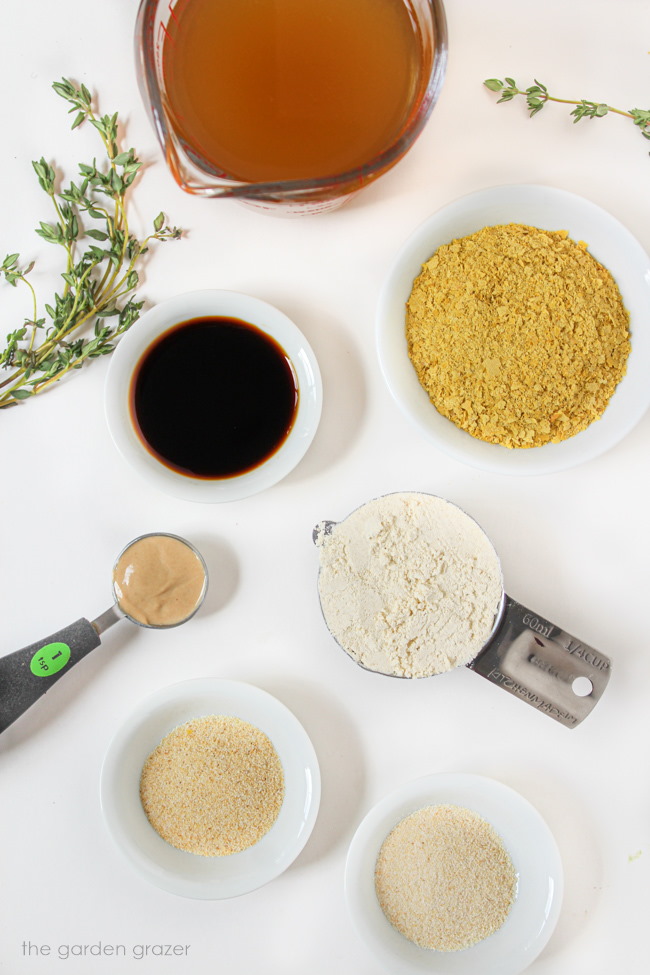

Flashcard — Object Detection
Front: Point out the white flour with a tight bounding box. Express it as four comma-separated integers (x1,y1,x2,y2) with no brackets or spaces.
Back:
315,492,503,678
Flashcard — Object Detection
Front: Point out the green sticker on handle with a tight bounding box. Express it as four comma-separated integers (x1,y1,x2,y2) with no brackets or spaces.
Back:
30,642,71,677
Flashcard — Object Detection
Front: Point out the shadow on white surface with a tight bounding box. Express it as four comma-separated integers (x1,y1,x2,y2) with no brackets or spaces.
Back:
451,758,603,965
277,312,368,481
252,677,366,867
191,534,240,619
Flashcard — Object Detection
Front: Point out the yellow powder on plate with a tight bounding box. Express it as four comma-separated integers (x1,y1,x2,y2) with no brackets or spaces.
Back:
140,715,284,856
406,223,630,448
375,804,517,951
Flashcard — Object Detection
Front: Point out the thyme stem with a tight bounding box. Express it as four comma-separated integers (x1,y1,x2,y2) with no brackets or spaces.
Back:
0,79,182,409
484,77,650,141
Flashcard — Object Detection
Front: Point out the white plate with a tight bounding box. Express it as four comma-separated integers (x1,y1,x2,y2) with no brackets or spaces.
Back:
105,290,322,501
100,679,321,899
376,184,650,475
345,773,563,975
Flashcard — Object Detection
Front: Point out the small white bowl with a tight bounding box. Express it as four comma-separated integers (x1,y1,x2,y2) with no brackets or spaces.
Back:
377,184,650,475
105,290,322,501
345,773,563,975
100,679,321,899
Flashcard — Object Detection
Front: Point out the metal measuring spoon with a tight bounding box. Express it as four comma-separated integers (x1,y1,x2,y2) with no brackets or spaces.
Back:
313,495,611,728
0,533,208,734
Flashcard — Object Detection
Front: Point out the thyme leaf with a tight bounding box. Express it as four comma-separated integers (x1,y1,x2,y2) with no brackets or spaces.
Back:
484,77,650,143
0,78,182,409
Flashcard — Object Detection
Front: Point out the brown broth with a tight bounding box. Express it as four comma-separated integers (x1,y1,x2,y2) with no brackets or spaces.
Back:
162,0,428,182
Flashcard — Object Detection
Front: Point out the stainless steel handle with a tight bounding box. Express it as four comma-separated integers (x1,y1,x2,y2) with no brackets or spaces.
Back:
470,594,611,728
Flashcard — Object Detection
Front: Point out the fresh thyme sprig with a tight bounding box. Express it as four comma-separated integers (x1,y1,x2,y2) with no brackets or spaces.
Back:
0,79,181,408
484,77,650,142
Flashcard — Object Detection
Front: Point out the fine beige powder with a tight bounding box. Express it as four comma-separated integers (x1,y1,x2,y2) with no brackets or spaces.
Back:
375,804,517,951
315,493,503,677
113,534,206,626
140,715,284,856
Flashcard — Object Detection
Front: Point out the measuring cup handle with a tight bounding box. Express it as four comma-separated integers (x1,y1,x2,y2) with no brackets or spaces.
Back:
470,594,612,728
0,619,102,734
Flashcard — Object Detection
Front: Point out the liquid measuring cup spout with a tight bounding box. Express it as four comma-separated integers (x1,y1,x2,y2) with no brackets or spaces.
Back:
135,0,448,214
0,533,208,734
314,492,612,728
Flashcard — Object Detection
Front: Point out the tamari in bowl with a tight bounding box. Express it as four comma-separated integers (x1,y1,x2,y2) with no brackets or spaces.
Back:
105,289,322,501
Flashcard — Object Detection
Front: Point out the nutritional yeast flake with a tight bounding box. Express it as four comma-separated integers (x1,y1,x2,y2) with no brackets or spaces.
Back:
406,223,630,448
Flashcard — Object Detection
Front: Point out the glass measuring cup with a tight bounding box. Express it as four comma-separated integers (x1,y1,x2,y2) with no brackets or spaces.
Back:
314,494,611,728
135,0,448,215
0,533,208,733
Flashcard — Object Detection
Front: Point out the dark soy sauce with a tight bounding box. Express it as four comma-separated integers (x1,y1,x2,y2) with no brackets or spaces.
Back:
130,316,299,479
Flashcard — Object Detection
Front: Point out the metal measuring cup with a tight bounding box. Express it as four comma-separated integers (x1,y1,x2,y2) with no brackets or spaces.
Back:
313,494,611,728
0,533,208,734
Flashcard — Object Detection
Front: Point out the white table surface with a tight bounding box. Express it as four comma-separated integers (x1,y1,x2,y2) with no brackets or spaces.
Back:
1,1,648,972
